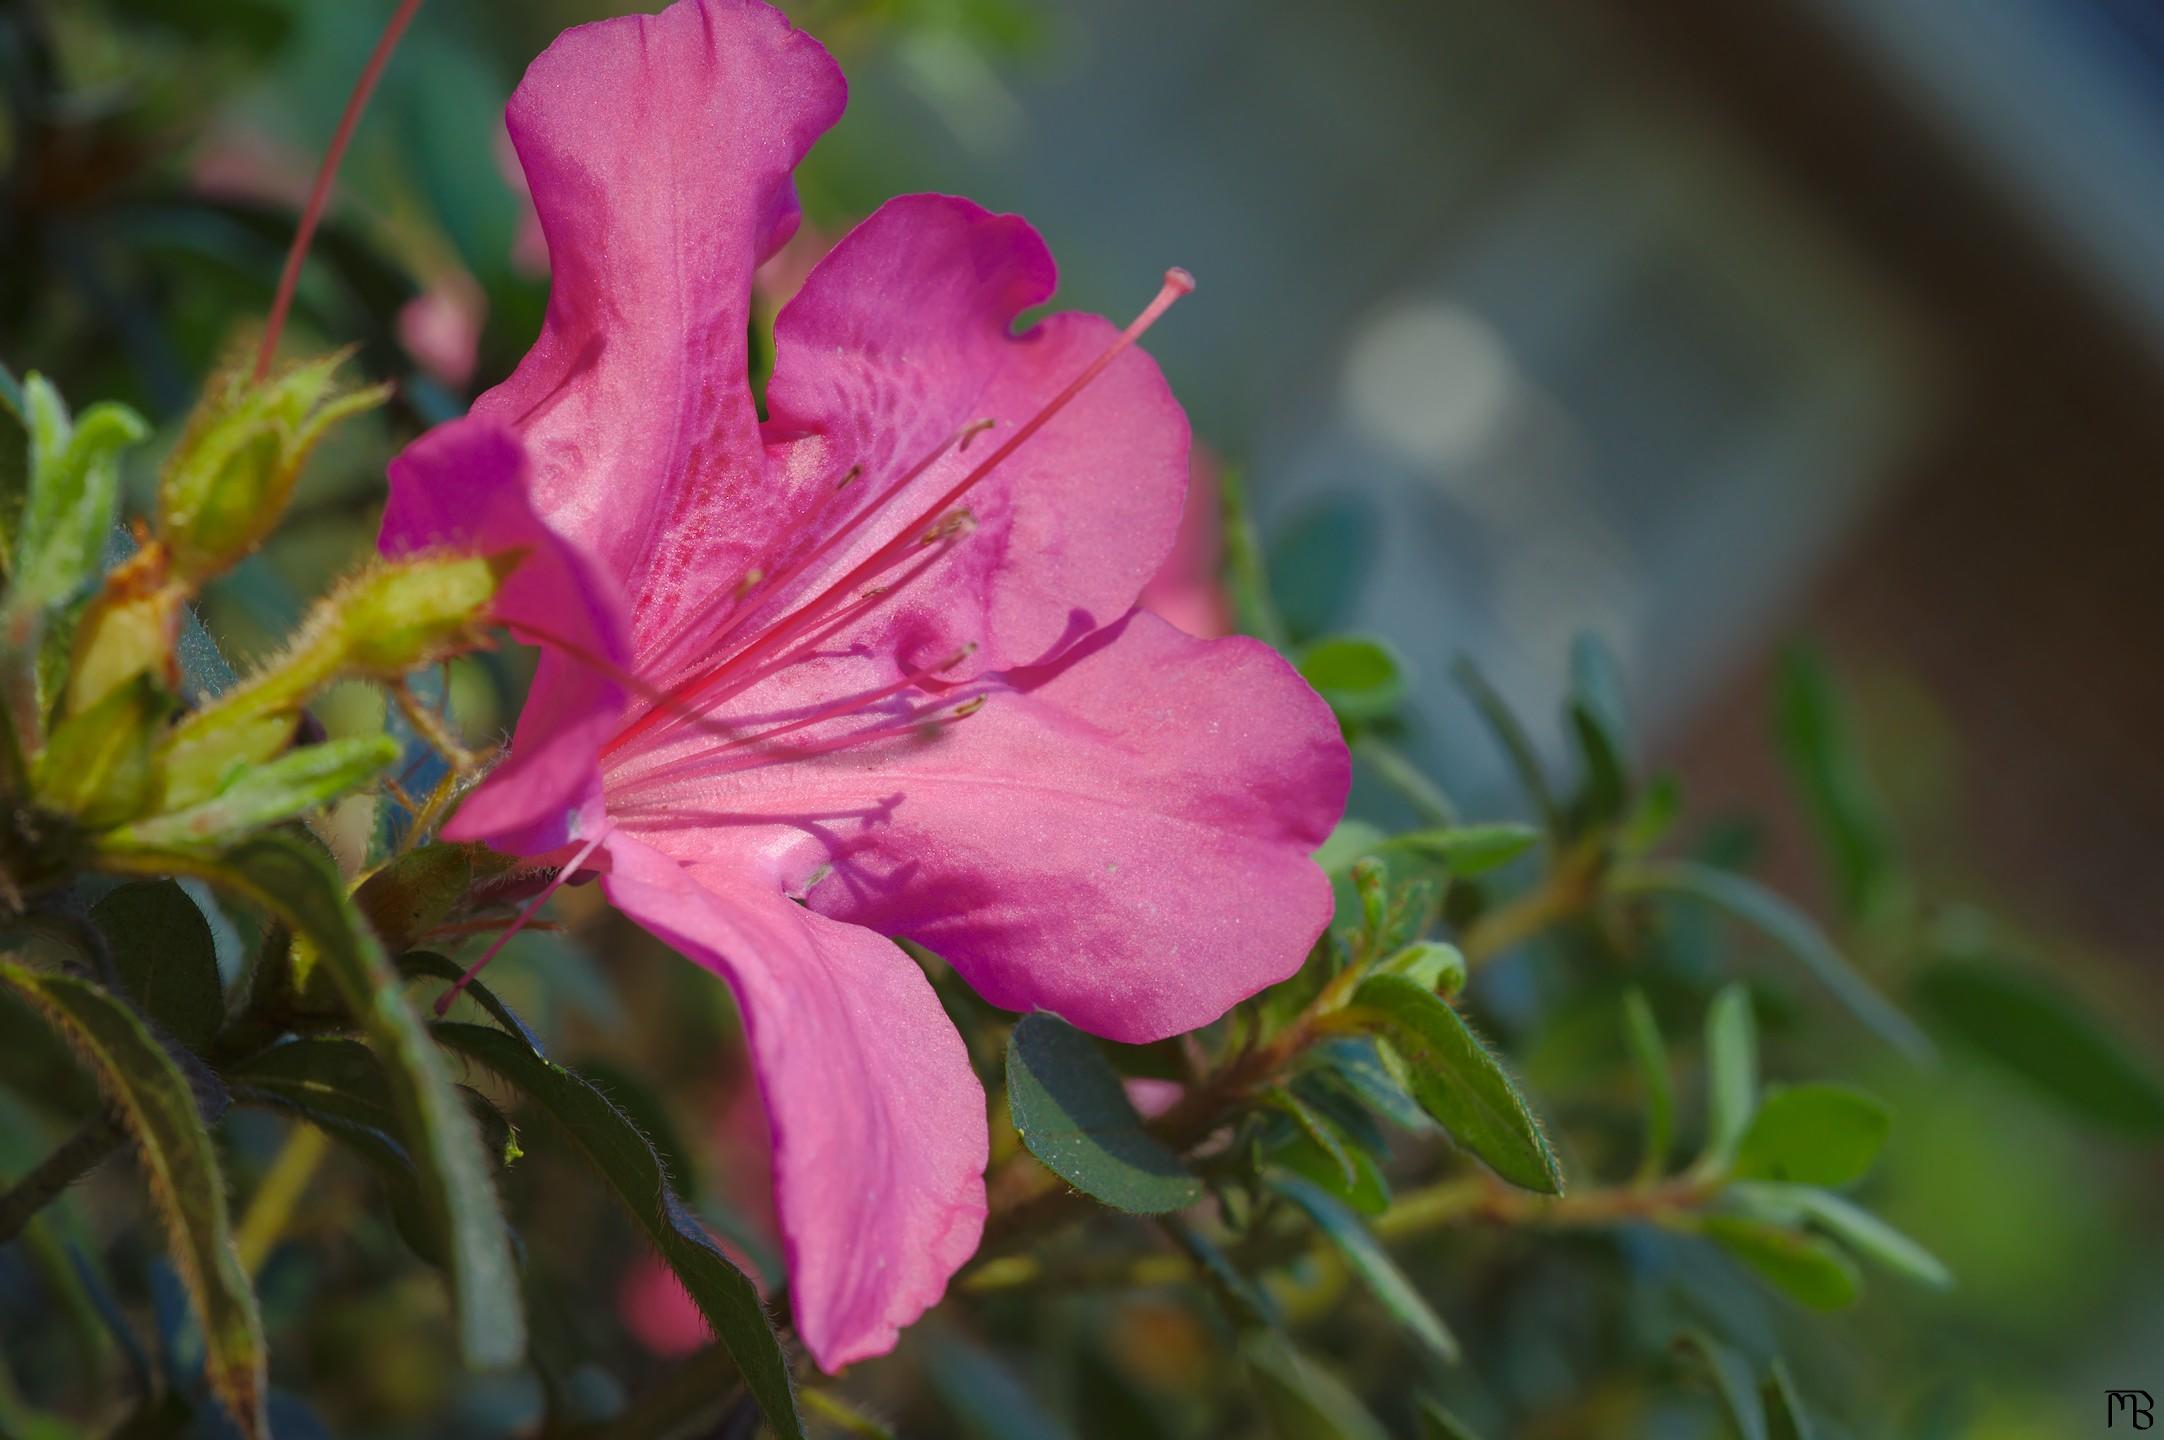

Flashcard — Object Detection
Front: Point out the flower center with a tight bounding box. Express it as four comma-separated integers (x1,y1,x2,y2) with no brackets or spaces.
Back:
591,266,1195,787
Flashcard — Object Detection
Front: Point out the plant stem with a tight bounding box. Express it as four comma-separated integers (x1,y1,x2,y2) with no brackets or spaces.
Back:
235,1122,331,1274
255,0,425,379
1460,842,1604,966
0,1112,124,1245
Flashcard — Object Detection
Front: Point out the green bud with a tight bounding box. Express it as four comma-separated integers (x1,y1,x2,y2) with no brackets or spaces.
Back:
1376,940,1468,997
156,552,514,810
66,543,183,717
35,674,165,828
158,350,391,582
110,733,398,850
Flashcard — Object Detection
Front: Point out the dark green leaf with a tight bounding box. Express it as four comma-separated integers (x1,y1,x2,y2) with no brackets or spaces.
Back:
1702,983,1757,1167
1451,656,1560,834
104,835,523,1370
1387,824,1541,876
1673,1329,1766,1440
1416,1397,1485,1440
1269,1129,1391,1217
1349,975,1560,1193
1168,1218,1278,1328
429,1022,802,1440
1702,1216,1861,1310
397,951,544,1054
1266,1172,1459,1363
356,844,474,954
1262,1087,1359,1191
1614,861,1932,1062
1243,1334,1391,1440
1621,988,1673,1184
1731,1084,1889,1186
92,881,223,1052
1775,647,1899,925
1297,636,1407,724
1763,1358,1818,1440
1913,960,2164,1133
1267,495,1377,643
1006,1013,1201,1214
1305,1036,1430,1134
0,961,265,1436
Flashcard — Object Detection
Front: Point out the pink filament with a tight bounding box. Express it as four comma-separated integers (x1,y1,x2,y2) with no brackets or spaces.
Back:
432,820,613,1016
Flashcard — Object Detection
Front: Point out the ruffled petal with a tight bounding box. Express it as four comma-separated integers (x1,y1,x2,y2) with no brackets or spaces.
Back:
613,611,1349,1044
379,418,629,853
476,0,845,653
636,194,1189,688
600,831,988,1371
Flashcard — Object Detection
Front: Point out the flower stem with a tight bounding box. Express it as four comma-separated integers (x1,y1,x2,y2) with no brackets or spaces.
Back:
0,1113,124,1246
235,1122,331,1274
254,0,425,380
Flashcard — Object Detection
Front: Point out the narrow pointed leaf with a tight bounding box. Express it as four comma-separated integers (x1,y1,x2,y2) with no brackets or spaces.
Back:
429,1021,803,1440
1267,1172,1460,1363
1730,1182,1952,1290
1764,1359,1818,1440
1702,1216,1862,1310
1416,1398,1486,1440
101,834,523,1370
113,735,397,849
1388,824,1540,876
1674,1329,1767,1440
1243,1334,1392,1440
1349,975,1560,1193
0,960,265,1437
1621,989,1673,1183
1451,655,1560,834
1702,983,1757,1167
1614,861,1931,1061
1006,1013,1202,1214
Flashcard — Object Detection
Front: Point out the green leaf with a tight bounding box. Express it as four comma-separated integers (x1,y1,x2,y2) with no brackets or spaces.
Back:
1614,861,1932,1062
35,675,162,827
429,1022,803,1440
1913,960,2164,1133
357,844,474,955
1775,647,1900,925
10,376,148,613
1296,635,1407,724
1262,1086,1359,1191
113,735,398,849
1266,1172,1460,1363
1416,1397,1486,1440
1566,633,1633,826
398,952,544,1054
1673,1329,1767,1440
1270,1129,1390,1217
1731,1084,1889,1186
1314,820,1388,878
103,834,523,1370
1374,941,1467,997
91,881,224,1052
1763,1358,1818,1440
1244,1334,1392,1440
1730,1182,1952,1290
1218,464,1289,650
1387,824,1541,876
1701,983,1758,1167
1005,1012,1201,1214
1621,988,1673,1184
1702,1216,1862,1310
1348,975,1560,1193
1305,1036,1430,1134
0,961,265,1437
1452,655,1561,833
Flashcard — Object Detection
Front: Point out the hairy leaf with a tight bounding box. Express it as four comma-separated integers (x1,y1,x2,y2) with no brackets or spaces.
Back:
1267,1172,1459,1363
1006,1013,1201,1214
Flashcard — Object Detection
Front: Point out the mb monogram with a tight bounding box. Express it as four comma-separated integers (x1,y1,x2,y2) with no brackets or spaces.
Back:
2110,1391,2155,1429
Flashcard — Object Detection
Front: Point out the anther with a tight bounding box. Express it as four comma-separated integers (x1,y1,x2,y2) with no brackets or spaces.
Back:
958,418,997,452
836,464,863,490
734,568,765,599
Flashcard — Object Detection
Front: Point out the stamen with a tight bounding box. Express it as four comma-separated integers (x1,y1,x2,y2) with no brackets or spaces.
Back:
256,0,424,379
433,819,613,1016
619,268,1193,756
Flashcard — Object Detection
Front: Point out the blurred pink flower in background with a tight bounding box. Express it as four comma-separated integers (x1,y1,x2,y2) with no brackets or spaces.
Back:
1139,450,1232,639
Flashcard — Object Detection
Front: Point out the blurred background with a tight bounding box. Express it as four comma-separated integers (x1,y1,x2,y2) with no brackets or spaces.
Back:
4,0,2162,1435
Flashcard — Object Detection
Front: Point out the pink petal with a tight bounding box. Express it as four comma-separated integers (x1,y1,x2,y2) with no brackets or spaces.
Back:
615,611,1348,1044
599,831,988,1372
474,0,845,654
1139,449,1231,639
379,418,630,853
735,194,1189,678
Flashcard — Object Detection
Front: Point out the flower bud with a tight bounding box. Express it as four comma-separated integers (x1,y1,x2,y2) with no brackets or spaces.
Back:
35,674,165,828
65,542,183,718
157,350,391,583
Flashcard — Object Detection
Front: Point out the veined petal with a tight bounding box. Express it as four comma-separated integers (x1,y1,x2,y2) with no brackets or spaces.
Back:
664,194,1190,685
379,418,628,852
617,611,1349,1044
600,831,989,1371
477,0,845,654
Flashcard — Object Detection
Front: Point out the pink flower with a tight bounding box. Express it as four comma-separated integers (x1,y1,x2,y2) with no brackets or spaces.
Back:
380,0,1347,1371
1139,449,1233,639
